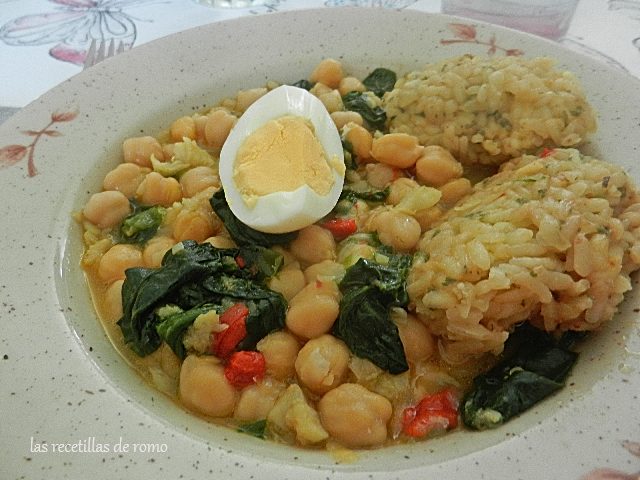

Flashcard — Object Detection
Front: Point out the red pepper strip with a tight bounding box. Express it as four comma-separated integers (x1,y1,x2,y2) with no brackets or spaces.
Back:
321,217,357,240
224,351,266,389
540,147,556,158
212,303,249,359
402,388,460,438
235,255,246,268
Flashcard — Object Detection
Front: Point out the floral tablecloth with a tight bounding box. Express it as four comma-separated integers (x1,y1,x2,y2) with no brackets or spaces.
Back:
1,0,640,117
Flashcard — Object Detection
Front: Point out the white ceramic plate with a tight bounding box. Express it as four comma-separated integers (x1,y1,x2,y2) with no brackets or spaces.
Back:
1,8,639,480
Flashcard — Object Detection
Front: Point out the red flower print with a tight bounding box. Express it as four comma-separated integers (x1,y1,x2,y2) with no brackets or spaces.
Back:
440,22,525,56
579,440,640,480
0,110,77,177
622,440,640,457
448,23,477,41
0,145,28,168
580,469,639,480
51,110,78,122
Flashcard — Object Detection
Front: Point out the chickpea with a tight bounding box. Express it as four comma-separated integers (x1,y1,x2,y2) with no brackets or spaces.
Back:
289,225,336,265
257,331,301,381
439,177,472,205
172,208,217,243
344,123,372,160
104,279,124,322
395,312,436,364
180,166,220,198
204,109,237,149
217,95,236,112
204,235,236,249
83,190,131,229
294,334,350,394
317,90,343,113
303,260,346,284
193,114,208,144
122,136,164,167
369,209,421,252
170,116,196,142
136,172,183,207
310,82,332,97
365,162,397,189
179,355,238,417
331,111,363,130
371,133,424,169
414,205,443,231
98,244,144,283
268,264,306,301
338,76,365,96
286,281,340,339
318,383,392,448
309,58,343,89
142,236,174,268
102,163,149,198
236,87,268,113
415,145,463,187
387,177,420,206
234,380,284,422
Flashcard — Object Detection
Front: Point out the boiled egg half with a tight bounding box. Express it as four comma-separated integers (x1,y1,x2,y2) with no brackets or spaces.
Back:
218,85,345,234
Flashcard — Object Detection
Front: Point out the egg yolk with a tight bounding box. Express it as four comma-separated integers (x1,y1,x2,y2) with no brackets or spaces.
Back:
232,115,335,207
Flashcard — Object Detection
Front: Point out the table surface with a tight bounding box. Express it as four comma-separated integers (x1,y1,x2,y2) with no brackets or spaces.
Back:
1,0,640,119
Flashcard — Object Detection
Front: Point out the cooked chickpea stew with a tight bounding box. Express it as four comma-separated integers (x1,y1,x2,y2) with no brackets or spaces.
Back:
79,56,634,452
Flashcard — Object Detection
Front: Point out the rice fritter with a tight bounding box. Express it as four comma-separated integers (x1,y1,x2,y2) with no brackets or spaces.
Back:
384,55,597,165
408,148,640,363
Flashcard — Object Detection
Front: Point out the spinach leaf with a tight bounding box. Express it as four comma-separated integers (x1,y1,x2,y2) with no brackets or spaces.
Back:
362,68,397,98
237,419,267,439
165,280,285,351
196,274,287,351
340,187,390,204
462,370,564,430
210,189,298,247
118,204,166,245
461,324,579,430
237,245,284,280
118,242,231,355
118,240,287,357
341,139,355,170
290,79,314,91
155,304,216,359
119,267,159,356
342,91,387,131
333,255,411,374
333,188,389,217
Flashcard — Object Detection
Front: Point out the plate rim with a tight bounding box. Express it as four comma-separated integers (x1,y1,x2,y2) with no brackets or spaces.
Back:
1,7,639,480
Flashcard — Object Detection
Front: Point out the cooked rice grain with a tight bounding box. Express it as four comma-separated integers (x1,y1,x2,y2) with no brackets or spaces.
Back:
407,148,640,363
384,56,597,165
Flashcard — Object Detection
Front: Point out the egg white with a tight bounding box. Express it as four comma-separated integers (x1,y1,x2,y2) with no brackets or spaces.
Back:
218,85,345,234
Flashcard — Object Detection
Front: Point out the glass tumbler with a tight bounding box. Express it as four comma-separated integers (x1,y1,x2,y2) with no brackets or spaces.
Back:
194,0,265,7
441,0,580,39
